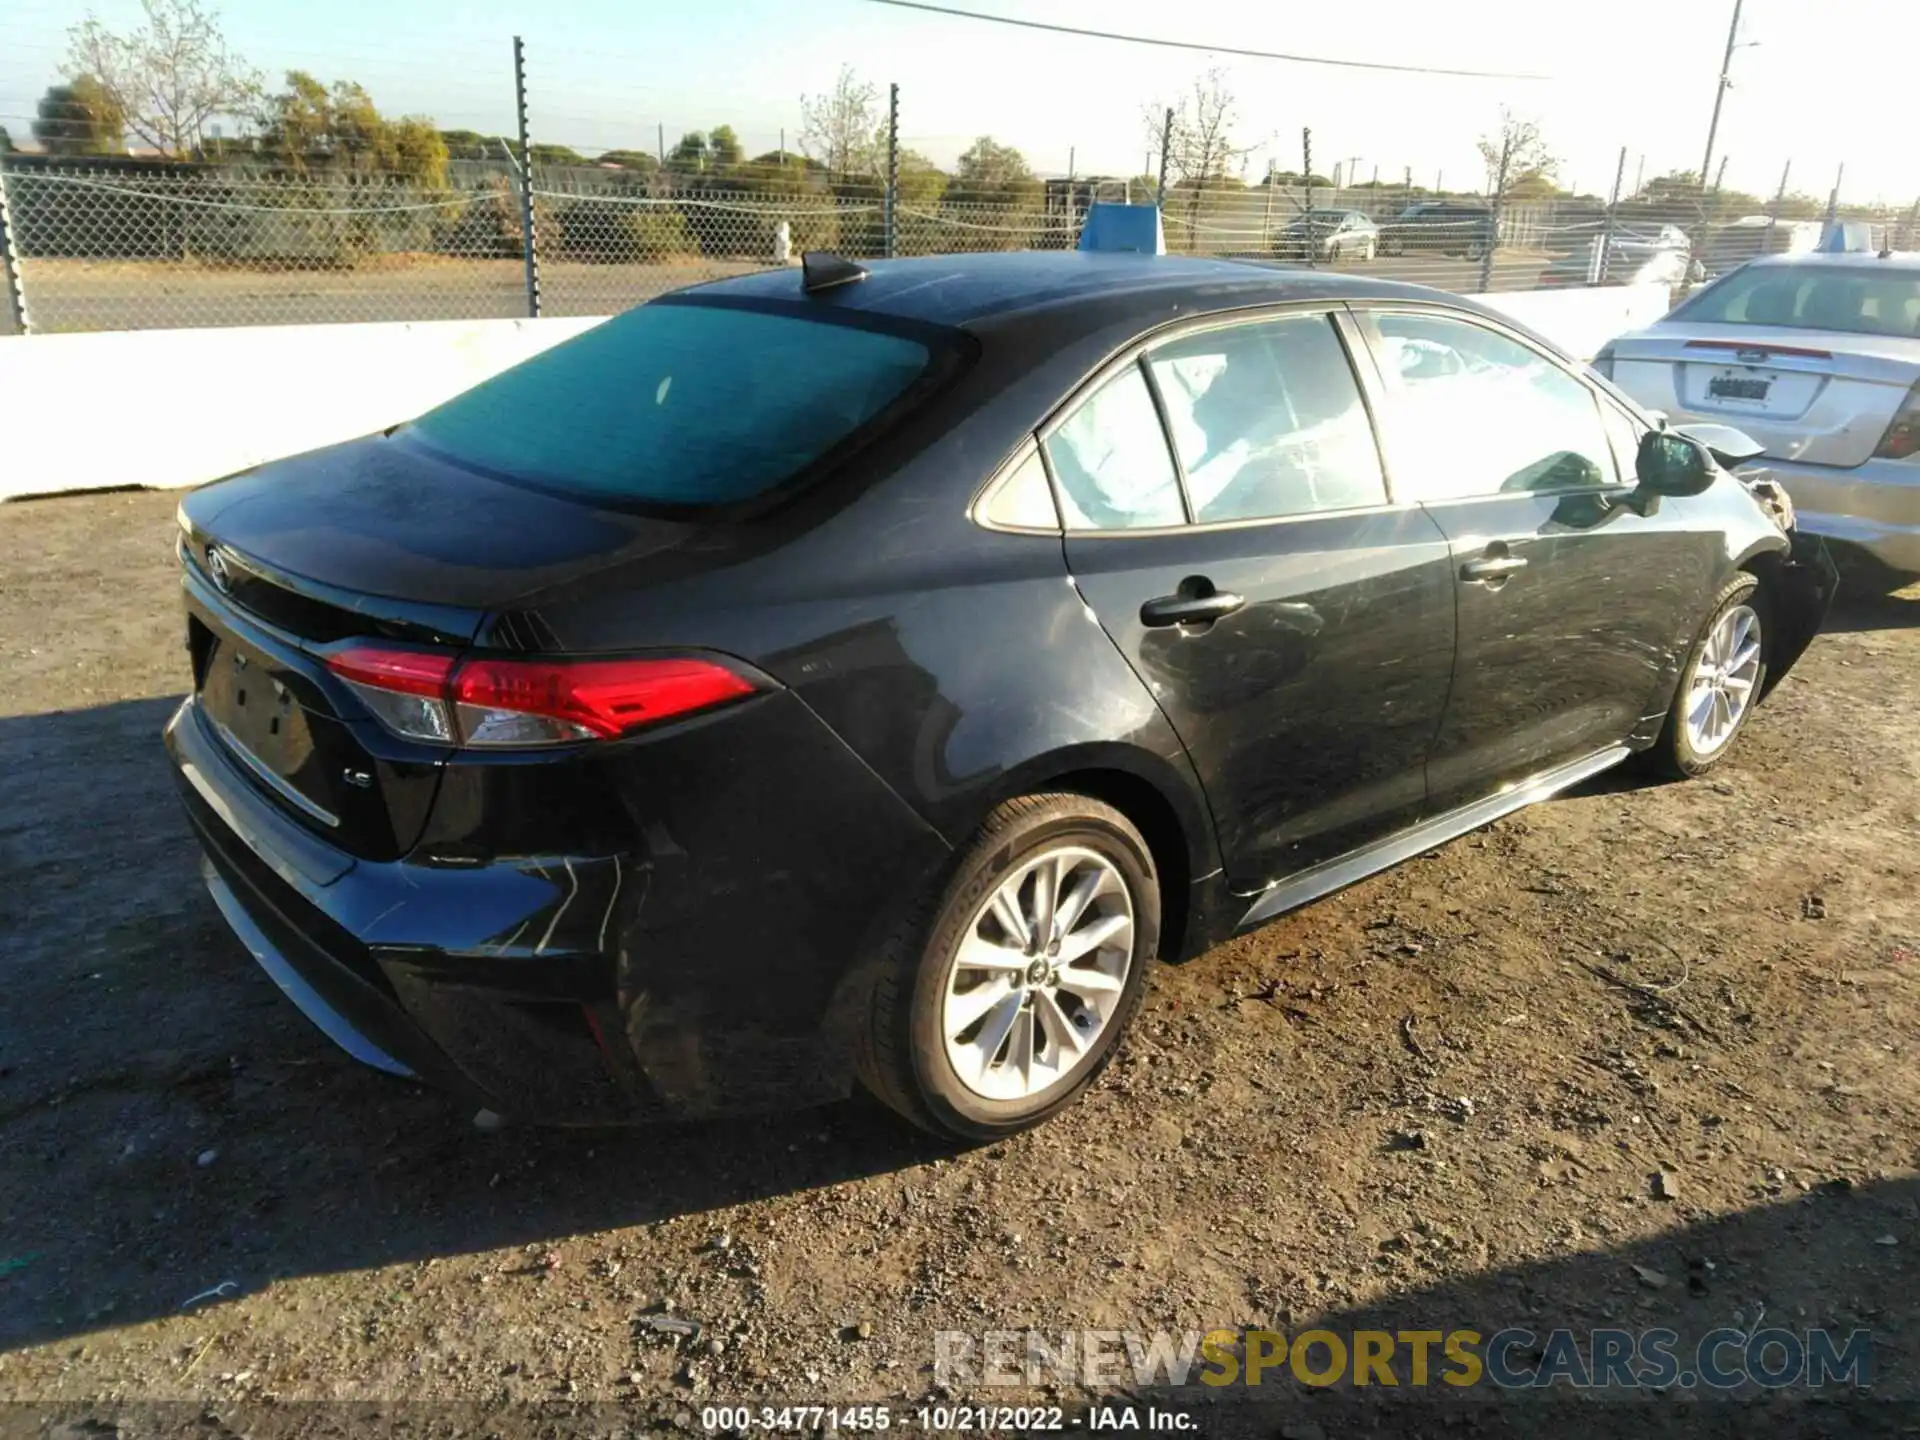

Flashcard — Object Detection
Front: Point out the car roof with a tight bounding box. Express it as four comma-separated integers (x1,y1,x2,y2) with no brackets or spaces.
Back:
1744,250,1920,274
680,250,1498,334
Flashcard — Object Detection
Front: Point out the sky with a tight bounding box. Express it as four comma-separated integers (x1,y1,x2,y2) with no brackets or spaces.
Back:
1,0,1914,204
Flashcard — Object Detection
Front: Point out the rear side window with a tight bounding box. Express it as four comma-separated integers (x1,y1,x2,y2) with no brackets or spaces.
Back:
407,302,934,505
1676,266,1920,339
1146,314,1387,523
1044,367,1185,530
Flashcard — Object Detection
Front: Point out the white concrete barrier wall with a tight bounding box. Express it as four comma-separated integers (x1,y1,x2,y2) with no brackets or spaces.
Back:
0,282,1672,503
0,315,605,502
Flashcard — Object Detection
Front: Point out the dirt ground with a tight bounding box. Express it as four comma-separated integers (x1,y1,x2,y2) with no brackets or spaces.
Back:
1,489,1918,1437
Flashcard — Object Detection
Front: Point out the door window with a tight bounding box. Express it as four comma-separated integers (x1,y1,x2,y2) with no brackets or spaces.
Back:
1145,315,1388,523
1044,366,1186,530
1370,312,1618,502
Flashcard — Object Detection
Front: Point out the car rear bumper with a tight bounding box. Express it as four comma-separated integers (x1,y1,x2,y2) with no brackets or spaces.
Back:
1743,456,1920,574
165,684,953,1124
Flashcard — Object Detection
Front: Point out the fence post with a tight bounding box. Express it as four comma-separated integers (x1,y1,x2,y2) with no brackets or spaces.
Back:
1262,160,1275,250
1155,108,1173,209
1593,145,1626,287
1766,159,1792,240
885,82,899,259
1479,130,1511,292
1302,128,1315,270
512,35,542,319
0,152,29,335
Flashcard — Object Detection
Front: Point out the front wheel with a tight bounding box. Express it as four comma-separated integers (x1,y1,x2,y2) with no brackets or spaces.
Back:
855,794,1159,1141
1648,575,1767,778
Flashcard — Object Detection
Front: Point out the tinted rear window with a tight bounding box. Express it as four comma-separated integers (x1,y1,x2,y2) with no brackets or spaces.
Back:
1676,265,1920,339
406,301,935,505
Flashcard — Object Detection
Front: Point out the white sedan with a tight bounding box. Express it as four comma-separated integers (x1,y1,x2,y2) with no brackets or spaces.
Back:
1595,249,1920,574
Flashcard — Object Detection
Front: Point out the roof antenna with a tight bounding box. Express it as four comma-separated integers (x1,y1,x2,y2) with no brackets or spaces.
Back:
802,252,870,295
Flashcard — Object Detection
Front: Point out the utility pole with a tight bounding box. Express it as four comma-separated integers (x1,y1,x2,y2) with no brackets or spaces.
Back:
779,127,785,165
1633,154,1645,197
1699,0,1745,193
657,122,665,167
1067,146,1076,180
1713,155,1729,193
511,36,541,319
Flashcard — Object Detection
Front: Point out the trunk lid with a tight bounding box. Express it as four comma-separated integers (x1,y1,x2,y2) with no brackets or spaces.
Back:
1610,323,1920,468
178,433,705,859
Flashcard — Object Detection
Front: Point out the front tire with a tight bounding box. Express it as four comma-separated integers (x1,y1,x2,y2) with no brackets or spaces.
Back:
855,794,1159,1141
1648,575,1768,779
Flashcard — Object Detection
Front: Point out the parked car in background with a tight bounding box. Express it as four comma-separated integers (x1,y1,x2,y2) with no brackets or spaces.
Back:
1276,210,1378,262
1611,224,1696,280
1596,249,1920,575
165,251,1833,1145
1700,217,1826,279
1378,201,1496,259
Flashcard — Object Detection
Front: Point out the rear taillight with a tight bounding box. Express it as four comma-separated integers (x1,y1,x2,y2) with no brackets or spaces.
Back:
326,647,755,748
1873,381,1920,461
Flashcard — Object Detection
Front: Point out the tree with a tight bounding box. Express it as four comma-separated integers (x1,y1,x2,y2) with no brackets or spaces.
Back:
528,143,588,167
1476,107,1558,199
441,128,511,161
666,130,710,173
707,125,744,169
0,126,11,154
952,136,1036,204
896,148,947,207
1149,69,1254,219
799,66,881,179
66,0,260,157
32,76,126,155
258,71,447,187
598,148,661,173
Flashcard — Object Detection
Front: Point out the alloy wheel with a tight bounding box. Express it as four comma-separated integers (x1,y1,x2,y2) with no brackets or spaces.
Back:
1685,603,1762,756
941,845,1135,1102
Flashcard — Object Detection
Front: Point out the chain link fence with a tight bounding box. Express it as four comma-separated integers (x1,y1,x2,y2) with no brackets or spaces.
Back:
2,158,1915,335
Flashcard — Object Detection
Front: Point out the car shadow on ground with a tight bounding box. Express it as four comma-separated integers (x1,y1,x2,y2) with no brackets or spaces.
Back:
0,695,957,1354
1099,1175,1916,1437
1820,573,1920,636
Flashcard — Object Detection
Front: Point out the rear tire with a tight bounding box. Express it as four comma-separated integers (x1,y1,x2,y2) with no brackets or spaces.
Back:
855,794,1159,1141
1647,574,1768,779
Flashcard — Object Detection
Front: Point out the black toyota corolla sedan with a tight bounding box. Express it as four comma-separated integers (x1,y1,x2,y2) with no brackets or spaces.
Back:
165,250,1834,1141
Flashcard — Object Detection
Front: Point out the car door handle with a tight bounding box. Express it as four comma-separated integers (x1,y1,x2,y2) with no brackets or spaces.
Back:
1140,590,1246,628
1461,554,1529,583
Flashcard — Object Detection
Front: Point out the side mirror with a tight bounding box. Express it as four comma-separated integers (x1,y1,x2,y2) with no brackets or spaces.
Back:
1636,429,1717,496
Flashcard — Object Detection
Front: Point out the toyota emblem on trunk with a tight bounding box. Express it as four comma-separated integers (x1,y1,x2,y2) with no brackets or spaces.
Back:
205,545,233,593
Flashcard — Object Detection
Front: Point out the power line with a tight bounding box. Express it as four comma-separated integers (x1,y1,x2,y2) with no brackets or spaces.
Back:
853,0,1551,79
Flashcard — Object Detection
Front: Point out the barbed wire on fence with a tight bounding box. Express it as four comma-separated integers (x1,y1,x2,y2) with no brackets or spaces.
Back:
0,158,1911,335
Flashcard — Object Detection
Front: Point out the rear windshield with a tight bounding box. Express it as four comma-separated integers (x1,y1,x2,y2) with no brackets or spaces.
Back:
406,301,935,505
1675,265,1920,339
